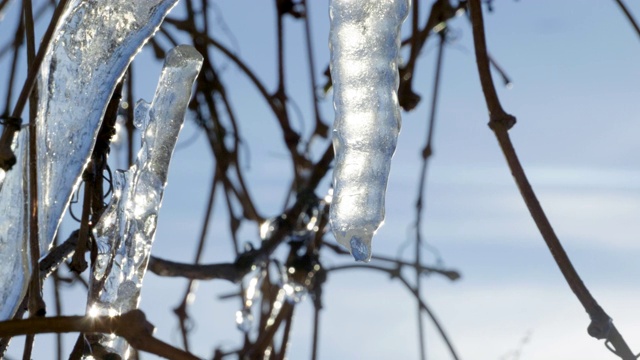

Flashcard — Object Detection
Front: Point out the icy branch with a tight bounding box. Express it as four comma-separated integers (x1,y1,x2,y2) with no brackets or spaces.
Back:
329,0,410,261
85,45,202,358
36,0,180,261
0,0,180,321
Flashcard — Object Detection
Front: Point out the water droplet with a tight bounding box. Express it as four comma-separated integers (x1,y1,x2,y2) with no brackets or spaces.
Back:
235,308,253,333
283,281,307,304
134,100,151,129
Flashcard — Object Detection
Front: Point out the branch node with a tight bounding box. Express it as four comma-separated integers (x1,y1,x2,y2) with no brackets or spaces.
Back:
587,312,612,340
488,113,516,131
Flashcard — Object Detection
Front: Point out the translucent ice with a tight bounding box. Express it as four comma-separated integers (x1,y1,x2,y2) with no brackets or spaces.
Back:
0,130,30,320
85,45,202,357
0,0,179,322
35,0,179,258
329,0,410,261
281,266,308,304
235,308,254,333
235,269,264,333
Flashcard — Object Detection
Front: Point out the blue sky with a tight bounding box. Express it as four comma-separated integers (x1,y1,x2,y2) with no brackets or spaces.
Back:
2,0,640,359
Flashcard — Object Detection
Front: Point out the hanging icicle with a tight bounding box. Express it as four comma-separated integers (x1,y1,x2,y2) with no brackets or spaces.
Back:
329,0,410,261
36,0,181,258
84,45,202,358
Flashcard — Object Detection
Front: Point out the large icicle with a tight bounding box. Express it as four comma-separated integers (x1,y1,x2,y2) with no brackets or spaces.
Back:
36,0,179,256
0,0,179,321
329,0,410,261
85,45,202,358
0,130,30,320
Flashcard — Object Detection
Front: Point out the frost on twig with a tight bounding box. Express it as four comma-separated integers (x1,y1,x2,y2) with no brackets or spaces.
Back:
85,45,202,358
0,0,180,320
329,0,410,262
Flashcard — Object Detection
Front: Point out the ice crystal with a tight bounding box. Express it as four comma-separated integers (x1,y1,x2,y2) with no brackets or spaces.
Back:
84,45,202,357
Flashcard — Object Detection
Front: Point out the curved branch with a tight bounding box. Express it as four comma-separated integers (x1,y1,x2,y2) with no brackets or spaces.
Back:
323,242,460,281
469,1,636,358
164,17,278,116
0,310,200,360
326,264,461,360
149,257,243,283
613,0,640,40
149,185,318,283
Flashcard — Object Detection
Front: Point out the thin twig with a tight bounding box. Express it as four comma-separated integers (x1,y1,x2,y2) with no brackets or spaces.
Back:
2,14,23,117
301,0,328,138
468,1,635,358
413,29,447,360
0,231,80,355
174,170,218,352
311,304,320,360
241,302,293,359
398,0,456,110
613,0,640,40
51,236,64,360
0,0,69,171
324,242,460,281
327,264,461,360
24,0,46,322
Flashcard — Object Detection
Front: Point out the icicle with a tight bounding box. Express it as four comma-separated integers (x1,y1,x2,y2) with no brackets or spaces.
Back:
0,0,180,322
328,0,410,262
84,45,202,357
35,0,180,257
0,130,30,320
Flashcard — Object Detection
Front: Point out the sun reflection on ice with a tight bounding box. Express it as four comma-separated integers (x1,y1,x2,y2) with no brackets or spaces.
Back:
88,304,100,318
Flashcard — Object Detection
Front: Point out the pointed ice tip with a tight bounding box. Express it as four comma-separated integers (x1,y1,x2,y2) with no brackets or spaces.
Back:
350,237,371,262
165,45,203,68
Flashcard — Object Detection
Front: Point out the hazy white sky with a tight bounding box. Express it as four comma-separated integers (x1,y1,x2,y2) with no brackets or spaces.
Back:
2,0,640,359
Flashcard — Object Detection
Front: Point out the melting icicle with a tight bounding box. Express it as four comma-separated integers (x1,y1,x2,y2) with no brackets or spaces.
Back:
329,0,410,262
35,0,180,256
84,45,202,357
0,0,180,322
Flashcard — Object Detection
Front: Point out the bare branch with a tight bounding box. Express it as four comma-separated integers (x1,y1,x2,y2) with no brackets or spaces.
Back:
613,0,640,40
0,310,200,360
327,264,461,360
469,0,636,357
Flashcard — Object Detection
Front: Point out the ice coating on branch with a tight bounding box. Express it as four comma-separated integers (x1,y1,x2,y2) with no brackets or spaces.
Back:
35,0,179,258
236,268,263,333
0,131,30,320
329,0,409,262
84,45,202,357
0,0,178,322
